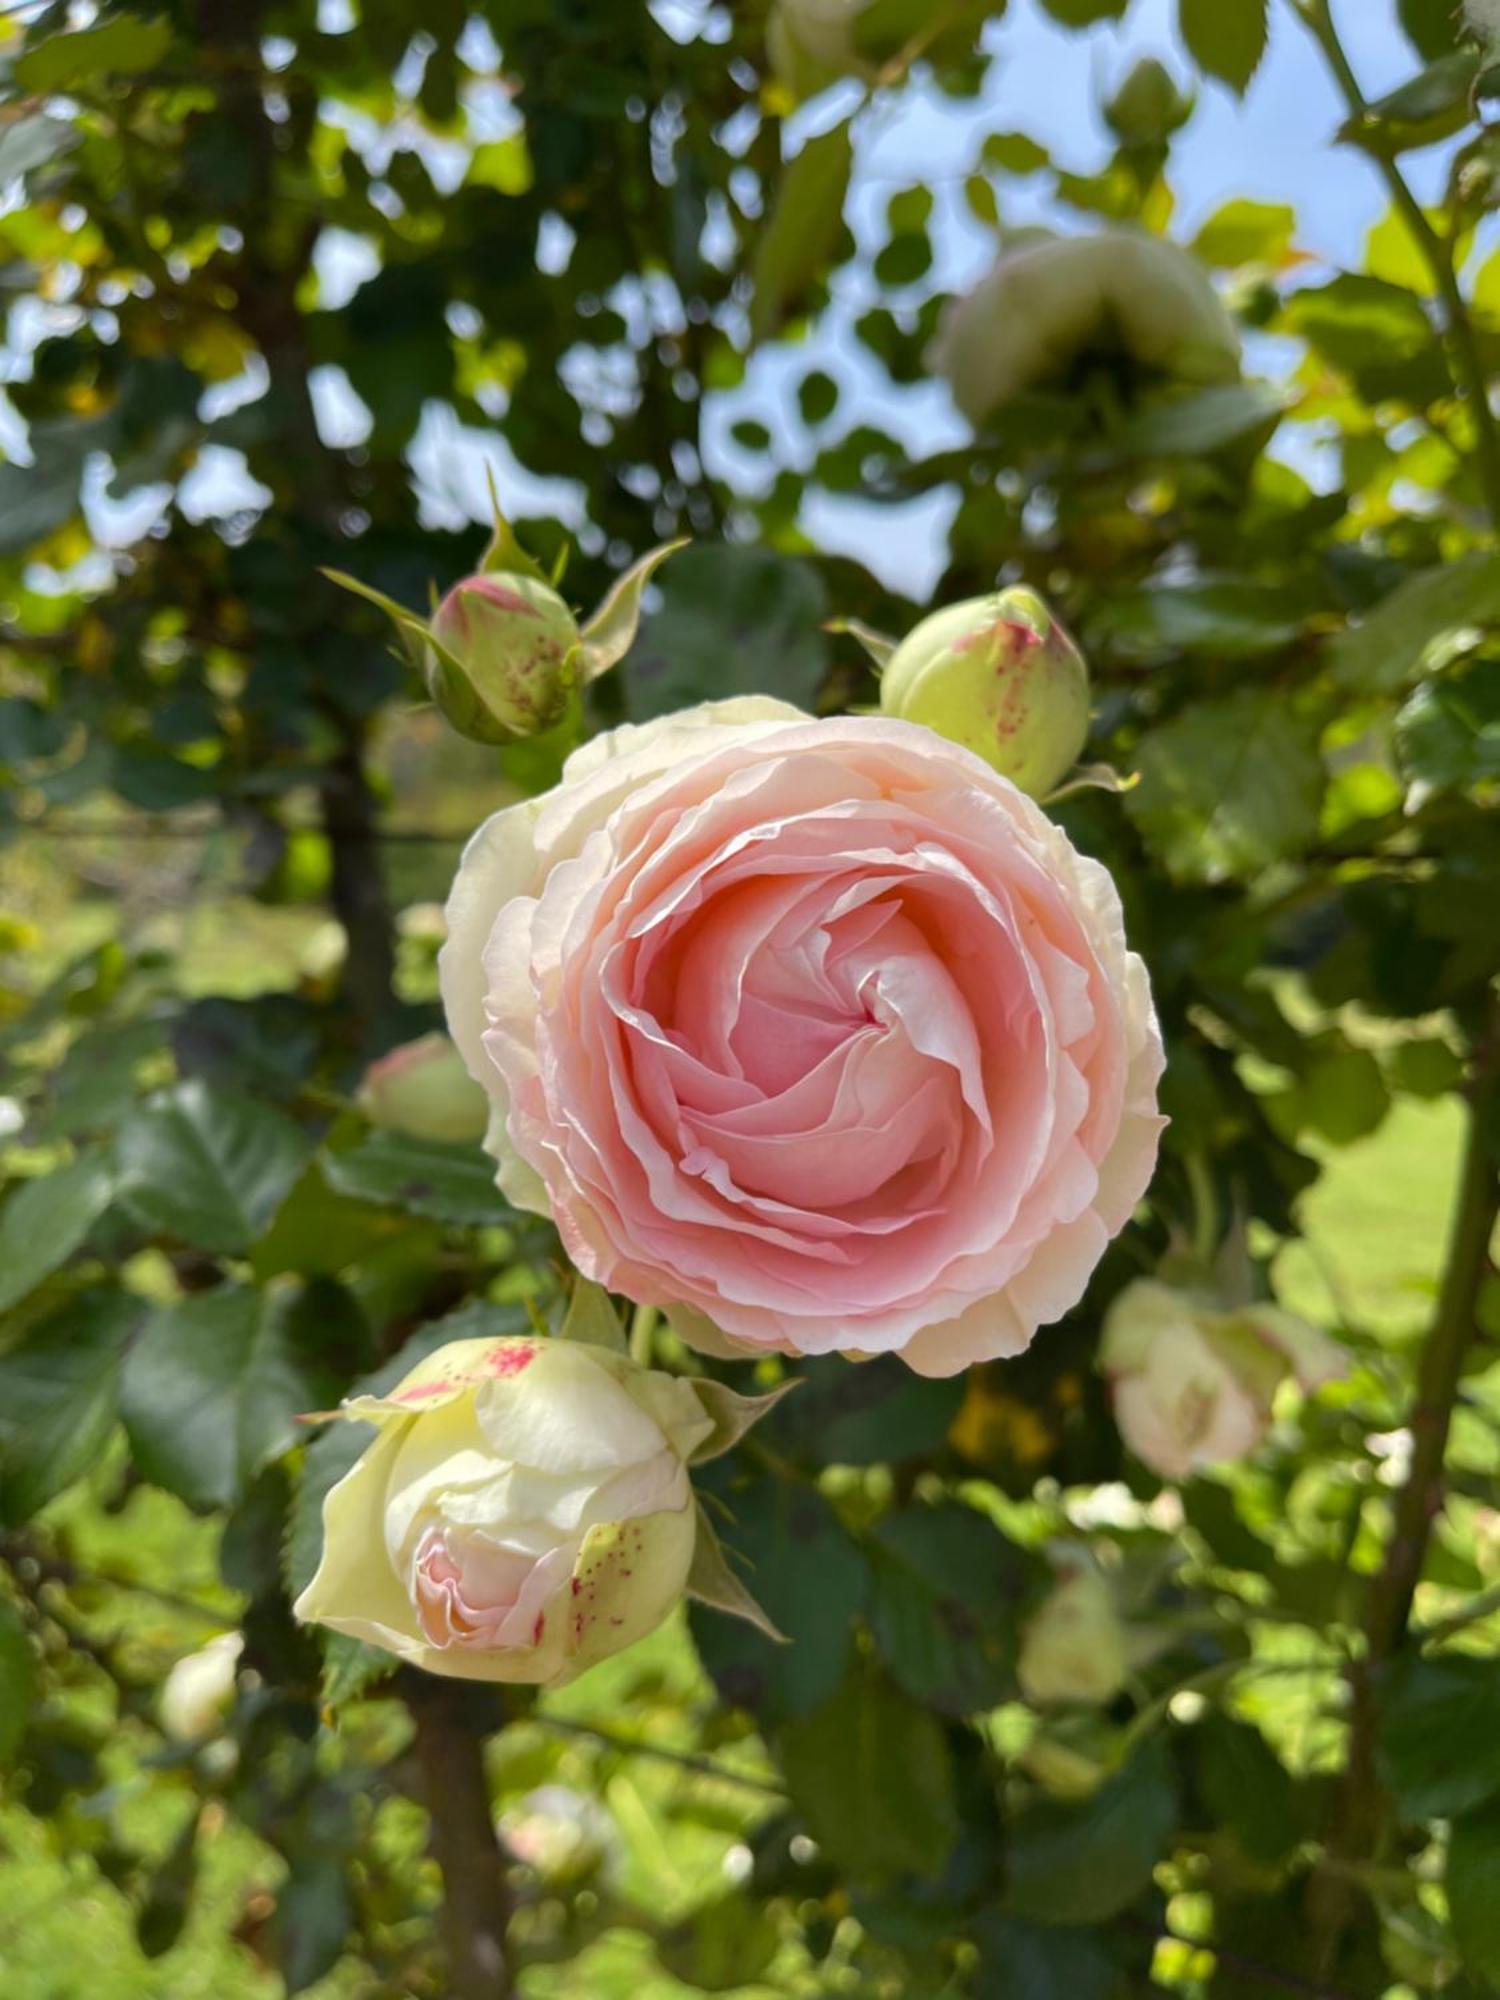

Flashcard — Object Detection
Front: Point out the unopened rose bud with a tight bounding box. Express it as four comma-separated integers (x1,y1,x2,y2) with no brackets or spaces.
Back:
1100,1280,1345,1482
429,572,581,743
1018,1567,1131,1707
294,1320,780,1685
159,1632,242,1742
357,1033,489,1145
932,227,1240,427
1104,59,1192,147
880,587,1090,797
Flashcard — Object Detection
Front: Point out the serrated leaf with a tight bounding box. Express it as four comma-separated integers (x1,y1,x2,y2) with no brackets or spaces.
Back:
0,1290,132,1524
779,1656,960,1881
121,1284,346,1510
1333,551,1500,693
1126,688,1324,884
1450,1801,1500,1985
116,1081,309,1255
0,1151,114,1313
1178,0,1268,93
577,538,688,681
687,1501,786,1641
15,14,171,92
867,1502,1021,1714
320,1129,508,1227
1349,50,1481,155
750,118,853,345
1395,658,1500,796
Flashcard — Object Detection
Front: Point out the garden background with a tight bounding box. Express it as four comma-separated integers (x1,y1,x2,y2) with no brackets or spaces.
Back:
1,0,1499,1996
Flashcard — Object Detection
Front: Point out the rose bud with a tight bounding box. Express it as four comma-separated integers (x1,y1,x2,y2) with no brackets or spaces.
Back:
427,571,582,743
294,1326,781,1685
931,227,1240,428
879,586,1090,798
159,1632,243,1743
356,1033,490,1145
1100,1279,1346,1482
1017,1566,1131,1708
1104,59,1193,149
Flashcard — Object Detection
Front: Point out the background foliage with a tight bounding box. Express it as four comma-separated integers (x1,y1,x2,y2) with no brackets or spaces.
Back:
1,0,1499,1996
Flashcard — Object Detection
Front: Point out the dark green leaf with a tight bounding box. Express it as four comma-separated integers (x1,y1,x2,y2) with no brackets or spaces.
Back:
768,1353,962,1465
0,1290,132,1524
780,1657,960,1882
1002,1743,1177,1924
1377,1655,1500,1821
627,544,828,719
1352,51,1481,155
971,1914,1125,2000
1449,1801,1500,1986
121,1283,347,1510
1395,658,1500,794
750,119,853,344
1126,689,1324,884
1116,381,1286,458
1194,1712,1303,1863
868,1503,1022,1713
0,1151,115,1313
1399,0,1465,58
116,1081,309,1254
1036,0,1128,24
320,1129,508,1227
1179,0,1268,94
1331,551,1500,692
15,15,172,91
1284,273,1447,406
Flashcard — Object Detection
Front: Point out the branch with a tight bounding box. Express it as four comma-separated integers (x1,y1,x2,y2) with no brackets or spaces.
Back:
405,1675,515,2000
1288,0,1500,531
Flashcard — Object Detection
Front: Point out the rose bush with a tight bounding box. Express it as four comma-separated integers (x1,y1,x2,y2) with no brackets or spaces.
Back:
295,1328,768,1684
440,700,1163,1375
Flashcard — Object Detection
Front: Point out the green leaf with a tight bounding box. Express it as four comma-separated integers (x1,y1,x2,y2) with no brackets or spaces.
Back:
1126,689,1324,884
577,538,688,682
320,1129,507,1227
627,544,828,719
1192,198,1296,268
0,1151,115,1313
686,1500,786,1642
121,1283,347,1510
1399,0,1465,59
657,1895,780,1995
0,114,79,185
1194,1712,1304,1863
116,1082,309,1255
868,1502,1021,1714
1036,0,1128,23
0,1290,132,1524
1395,658,1500,794
1283,273,1447,406
1350,51,1481,155
1331,550,1500,693
769,1352,962,1465
1115,381,1287,459
1178,0,1268,94
1449,1801,1500,1986
15,14,171,91
1002,1742,1177,1924
0,1599,35,1764
779,1657,960,1882
971,1914,1125,2000
1377,1655,1500,1821
750,118,853,345
1090,578,1304,659
689,1473,867,1717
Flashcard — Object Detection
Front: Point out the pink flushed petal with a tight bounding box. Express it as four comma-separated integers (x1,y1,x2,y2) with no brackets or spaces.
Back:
456,712,1164,1368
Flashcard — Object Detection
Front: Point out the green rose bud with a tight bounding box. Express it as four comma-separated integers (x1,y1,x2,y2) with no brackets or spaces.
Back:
356,1032,489,1145
879,586,1090,798
428,571,582,743
1104,58,1192,147
932,227,1241,426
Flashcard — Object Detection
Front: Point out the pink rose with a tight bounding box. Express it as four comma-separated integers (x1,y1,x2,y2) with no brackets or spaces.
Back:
440,700,1164,1376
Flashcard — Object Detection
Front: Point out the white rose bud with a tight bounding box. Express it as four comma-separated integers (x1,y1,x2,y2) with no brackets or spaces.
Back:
356,1033,490,1145
159,1632,243,1742
294,1328,779,1685
1100,1279,1345,1482
879,585,1090,798
1018,1567,1132,1707
931,227,1240,427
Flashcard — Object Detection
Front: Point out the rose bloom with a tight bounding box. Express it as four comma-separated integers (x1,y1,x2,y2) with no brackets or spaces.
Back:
441,701,1163,1375
294,1334,720,1684
1100,1279,1345,1480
